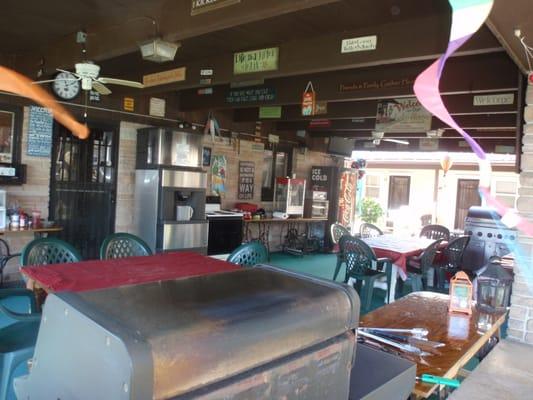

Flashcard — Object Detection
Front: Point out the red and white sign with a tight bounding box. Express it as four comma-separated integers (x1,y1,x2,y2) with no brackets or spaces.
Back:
302,81,316,116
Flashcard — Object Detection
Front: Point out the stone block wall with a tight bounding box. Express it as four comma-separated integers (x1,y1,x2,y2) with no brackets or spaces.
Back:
510,78,533,344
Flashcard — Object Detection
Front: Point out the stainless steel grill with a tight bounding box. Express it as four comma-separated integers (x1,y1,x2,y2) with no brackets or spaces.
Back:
462,206,517,271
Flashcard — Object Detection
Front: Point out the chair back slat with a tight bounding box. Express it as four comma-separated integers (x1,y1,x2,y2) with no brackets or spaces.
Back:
227,241,269,267
359,223,383,238
340,235,378,276
100,233,152,260
420,224,450,241
21,238,82,266
330,223,350,244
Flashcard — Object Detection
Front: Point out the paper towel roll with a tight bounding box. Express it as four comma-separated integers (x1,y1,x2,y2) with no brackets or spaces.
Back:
273,212,289,219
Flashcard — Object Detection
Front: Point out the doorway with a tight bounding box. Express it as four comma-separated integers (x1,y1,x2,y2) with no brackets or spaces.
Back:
455,179,481,230
388,176,411,209
49,122,119,259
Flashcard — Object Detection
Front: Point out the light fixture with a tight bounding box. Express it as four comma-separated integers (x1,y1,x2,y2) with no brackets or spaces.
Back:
440,153,453,177
139,39,180,63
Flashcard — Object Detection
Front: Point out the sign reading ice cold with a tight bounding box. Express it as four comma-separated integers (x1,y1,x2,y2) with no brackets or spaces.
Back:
238,161,255,200
27,106,53,157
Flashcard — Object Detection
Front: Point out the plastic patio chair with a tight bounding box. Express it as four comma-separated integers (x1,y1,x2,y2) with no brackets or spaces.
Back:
419,224,450,241
0,289,41,400
0,239,21,287
330,223,351,281
359,223,383,239
340,235,392,313
435,235,471,290
99,232,153,260
227,241,269,267
401,239,444,293
21,238,82,267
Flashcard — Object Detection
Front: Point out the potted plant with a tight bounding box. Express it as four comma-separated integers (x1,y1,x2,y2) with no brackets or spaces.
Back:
360,198,383,224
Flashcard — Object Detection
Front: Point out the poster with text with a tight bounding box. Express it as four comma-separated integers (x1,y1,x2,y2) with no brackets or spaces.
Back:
211,155,227,196
375,97,432,133
238,161,254,200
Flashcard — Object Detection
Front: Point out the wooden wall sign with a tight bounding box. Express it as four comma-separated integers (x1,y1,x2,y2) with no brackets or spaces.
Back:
226,86,276,104
191,0,240,16
143,67,186,87
123,97,135,112
375,97,432,133
27,106,53,157
341,35,378,53
234,47,279,75
238,161,255,200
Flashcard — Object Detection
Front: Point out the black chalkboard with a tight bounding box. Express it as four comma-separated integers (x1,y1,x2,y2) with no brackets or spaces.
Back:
27,106,53,157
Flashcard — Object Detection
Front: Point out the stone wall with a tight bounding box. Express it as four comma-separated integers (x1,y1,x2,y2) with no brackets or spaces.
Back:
509,79,533,344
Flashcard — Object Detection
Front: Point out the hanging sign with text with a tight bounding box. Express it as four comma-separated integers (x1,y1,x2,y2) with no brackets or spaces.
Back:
375,97,432,133
238,161,255,200
226,86,276,104
27,106,53,157
234,47,279,75
341,35,378,53
191,0,240,15
302,81,316,116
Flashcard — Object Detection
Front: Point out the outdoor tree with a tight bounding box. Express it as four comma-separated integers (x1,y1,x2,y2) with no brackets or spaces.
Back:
360,198,383,224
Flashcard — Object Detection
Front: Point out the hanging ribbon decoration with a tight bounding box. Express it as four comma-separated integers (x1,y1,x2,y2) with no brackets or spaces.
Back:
414,0,533,235
203,111,220,141
0,66,89,139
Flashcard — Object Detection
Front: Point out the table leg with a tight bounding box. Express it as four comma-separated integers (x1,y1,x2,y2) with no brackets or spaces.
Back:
388,265,398,303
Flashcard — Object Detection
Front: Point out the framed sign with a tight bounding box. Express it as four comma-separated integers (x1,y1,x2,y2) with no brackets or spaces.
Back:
202,146,212,167
375,98,432,133
27,106,53,158
0,104,22,163
191,0,240,15
259,106,282,119
341,35,378,53
238,161,255,200
226,86,276,104
234,47,279,75
149,97,166,117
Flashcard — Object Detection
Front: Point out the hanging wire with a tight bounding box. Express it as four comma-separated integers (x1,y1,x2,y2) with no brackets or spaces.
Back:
518,36,533,72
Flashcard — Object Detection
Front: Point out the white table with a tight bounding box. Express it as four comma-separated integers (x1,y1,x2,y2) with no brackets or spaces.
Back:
362,234,434,303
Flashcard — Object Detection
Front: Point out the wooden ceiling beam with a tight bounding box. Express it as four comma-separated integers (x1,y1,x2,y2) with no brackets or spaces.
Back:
13,0,342,75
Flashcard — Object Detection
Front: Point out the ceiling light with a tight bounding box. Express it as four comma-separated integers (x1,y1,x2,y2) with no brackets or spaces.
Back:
139,39,180,63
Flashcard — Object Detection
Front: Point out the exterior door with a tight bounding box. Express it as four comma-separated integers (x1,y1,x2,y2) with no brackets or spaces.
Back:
388,176,410,209
455,179,481,230
49,122,119,259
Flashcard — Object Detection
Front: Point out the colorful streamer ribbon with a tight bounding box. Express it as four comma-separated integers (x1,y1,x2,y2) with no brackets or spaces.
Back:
414,0,533,236
0,66,89,139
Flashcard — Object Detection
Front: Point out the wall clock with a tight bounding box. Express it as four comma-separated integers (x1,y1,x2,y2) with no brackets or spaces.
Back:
51,71,81,100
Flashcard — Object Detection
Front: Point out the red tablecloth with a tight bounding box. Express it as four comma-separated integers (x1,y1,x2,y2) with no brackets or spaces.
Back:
20,252,239,293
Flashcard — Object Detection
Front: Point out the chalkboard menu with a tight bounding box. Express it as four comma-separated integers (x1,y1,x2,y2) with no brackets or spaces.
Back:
27,106,53,157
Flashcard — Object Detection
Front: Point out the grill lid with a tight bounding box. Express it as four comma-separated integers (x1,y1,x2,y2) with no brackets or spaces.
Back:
466,206,502,222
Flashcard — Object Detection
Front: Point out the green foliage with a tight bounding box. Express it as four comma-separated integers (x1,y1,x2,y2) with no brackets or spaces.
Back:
360,198,383,224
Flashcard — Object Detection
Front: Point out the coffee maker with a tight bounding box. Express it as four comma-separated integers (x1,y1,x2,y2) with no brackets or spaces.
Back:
134,128,208,254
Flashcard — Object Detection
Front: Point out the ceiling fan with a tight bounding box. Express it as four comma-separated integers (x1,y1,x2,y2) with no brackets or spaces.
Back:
34,61,144,96
370,131,409,146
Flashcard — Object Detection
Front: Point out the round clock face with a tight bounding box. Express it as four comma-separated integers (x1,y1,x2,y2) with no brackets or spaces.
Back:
52,71,81,100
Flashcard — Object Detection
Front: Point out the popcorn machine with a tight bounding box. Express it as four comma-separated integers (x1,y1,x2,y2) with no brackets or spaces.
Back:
274,177,306,216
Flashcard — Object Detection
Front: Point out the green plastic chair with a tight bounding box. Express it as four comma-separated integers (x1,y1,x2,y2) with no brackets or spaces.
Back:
99,233,153,260
359,223,383,238
0,289,41,400
21,238,82,267
330,223,350,281
401,239,444,294
340,235,392,313
227,241,269,267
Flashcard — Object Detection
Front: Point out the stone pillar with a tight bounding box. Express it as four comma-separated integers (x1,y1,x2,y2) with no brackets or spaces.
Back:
509,77,533,344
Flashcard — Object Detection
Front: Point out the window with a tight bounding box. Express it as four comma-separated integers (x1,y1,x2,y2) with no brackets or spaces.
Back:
0,104,22,164
388,176,410,209
493,180,518,209
365,175,381,200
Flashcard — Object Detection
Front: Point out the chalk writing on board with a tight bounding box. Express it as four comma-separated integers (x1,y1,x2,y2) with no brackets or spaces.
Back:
27,106,53,157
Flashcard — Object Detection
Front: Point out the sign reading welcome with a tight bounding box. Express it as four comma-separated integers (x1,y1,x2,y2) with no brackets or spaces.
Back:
191,0,240,15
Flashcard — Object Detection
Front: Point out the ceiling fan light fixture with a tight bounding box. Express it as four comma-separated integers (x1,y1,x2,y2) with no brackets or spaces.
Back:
139,38,180,62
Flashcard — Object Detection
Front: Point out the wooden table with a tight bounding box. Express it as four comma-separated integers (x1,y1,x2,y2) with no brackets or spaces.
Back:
21,252,239,293
360,292,507,399
243,217,327,254
362,234,435,303
0,226,63,238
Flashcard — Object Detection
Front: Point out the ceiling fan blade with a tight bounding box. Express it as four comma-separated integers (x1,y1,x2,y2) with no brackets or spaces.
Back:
32,78,79,85
384,138,410,145
98,77,144,89
92,81,112,95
